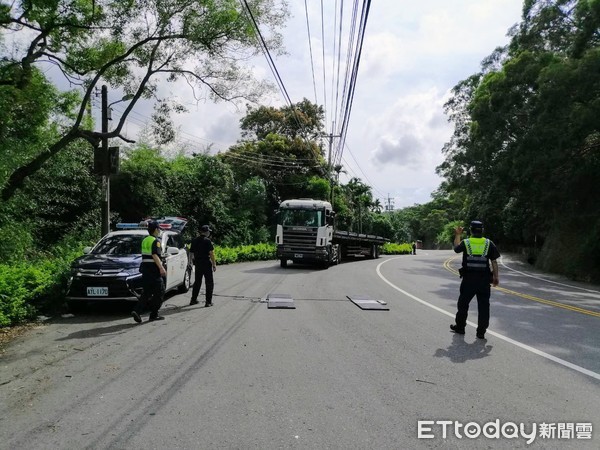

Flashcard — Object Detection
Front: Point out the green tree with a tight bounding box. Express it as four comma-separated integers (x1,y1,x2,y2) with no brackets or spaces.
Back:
110,145,170,221
1,0,289,201
221,99,327,221
224,176,270,246
437,0,600,280
241,98,325,141
111,147,235,240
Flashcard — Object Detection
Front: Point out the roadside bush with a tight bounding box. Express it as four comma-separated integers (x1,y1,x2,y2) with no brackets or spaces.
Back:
0,228,97,327
213,246,238,265
0,262,55,327
381,242,413,255
214,243,276,265
0,265,36,326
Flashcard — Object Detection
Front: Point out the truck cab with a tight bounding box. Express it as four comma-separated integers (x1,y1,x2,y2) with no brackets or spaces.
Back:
276,198,388,269
276,199,338,268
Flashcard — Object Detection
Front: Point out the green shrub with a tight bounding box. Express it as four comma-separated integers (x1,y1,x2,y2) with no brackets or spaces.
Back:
0,230,96,327
214,243,276,265
214,246,238,265
0,263,52,327
381,242,413,255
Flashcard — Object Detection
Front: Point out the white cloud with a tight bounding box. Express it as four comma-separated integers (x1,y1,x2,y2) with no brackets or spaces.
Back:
373,134,424,167
369,87,451,168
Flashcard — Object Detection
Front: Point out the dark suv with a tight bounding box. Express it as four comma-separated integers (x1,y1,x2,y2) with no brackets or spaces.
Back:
66,223,192,310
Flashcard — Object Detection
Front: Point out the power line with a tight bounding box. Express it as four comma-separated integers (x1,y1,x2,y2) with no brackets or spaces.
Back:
239,0,293,108
320,0,328,130
304,0,319,106
222,152,322,168
333,0,345,139
343,143,386,198
332,0,360,167
335,0,372,168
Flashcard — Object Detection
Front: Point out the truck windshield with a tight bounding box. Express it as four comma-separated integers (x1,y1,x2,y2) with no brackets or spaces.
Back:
279,209,323,227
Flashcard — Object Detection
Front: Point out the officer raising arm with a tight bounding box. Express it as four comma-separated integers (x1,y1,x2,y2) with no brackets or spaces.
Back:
450,221,500,339
454,226,499,287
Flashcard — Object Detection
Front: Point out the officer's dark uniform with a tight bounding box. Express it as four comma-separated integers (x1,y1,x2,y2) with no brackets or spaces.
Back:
452,222,500,338
132,222,165,322
189,226,215,307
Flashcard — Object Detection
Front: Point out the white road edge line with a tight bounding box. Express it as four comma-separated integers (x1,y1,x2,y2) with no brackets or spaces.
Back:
500,256,600,294
376,257,600,382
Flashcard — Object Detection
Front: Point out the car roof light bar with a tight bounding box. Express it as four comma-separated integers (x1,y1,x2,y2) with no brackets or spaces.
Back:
116,223,147,229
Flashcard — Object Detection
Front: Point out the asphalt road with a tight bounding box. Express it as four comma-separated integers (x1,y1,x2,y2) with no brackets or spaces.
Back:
1,251,599,449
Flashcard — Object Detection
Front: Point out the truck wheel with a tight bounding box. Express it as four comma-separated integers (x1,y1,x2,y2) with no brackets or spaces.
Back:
280,258,288,268
333,245,340,265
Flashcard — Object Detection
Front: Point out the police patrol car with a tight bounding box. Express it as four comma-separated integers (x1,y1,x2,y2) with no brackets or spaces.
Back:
66,217,192,310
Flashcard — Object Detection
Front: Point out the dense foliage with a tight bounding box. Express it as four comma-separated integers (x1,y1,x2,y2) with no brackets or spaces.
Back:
437,0,600,280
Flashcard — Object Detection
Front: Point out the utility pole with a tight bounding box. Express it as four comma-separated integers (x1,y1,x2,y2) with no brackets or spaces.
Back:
325,131,341,203
101,85,110,237
385,194,394,212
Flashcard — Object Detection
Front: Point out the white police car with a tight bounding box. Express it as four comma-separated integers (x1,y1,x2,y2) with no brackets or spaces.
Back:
66,220,192,310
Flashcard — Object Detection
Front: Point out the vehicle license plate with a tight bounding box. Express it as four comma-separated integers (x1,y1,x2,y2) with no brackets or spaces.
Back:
294,254,303,258
87,287,108,296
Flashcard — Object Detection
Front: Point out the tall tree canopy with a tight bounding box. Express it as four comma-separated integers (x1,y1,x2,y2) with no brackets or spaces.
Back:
437,0,600,279
221,99,327,208
0,0,289,200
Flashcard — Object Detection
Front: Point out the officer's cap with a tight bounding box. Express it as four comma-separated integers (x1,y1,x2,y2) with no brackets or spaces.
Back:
470,220,484,231
200,224,212,233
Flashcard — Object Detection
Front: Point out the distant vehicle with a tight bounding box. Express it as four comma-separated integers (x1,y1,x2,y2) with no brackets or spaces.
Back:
66,221,192,311
276,199,388,268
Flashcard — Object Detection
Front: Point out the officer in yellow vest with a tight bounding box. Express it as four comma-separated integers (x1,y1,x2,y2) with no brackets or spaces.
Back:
450,220,500,339
132,220,167,323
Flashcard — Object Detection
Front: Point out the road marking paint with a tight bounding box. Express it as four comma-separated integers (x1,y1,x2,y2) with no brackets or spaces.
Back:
376,257,600,381
500,257,600,293
443,256,600,318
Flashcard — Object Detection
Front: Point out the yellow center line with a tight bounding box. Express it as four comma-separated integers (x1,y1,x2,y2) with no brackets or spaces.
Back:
443,256,600,318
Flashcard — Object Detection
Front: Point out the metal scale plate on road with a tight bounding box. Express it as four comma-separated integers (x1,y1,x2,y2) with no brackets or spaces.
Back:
267,293,296,309
347,294,389,311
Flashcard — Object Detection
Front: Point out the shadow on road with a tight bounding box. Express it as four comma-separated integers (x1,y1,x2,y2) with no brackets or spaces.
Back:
55,322,138,340
433,333,493,363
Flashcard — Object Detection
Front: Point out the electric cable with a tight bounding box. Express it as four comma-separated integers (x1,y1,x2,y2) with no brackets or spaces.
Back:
304,0,319,105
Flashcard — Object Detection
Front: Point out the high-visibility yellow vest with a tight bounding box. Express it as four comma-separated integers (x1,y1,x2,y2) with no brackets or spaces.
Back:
141,235,157,264
464,237,490,271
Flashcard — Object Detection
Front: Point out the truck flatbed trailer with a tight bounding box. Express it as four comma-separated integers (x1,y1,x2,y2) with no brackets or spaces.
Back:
333,230,388,245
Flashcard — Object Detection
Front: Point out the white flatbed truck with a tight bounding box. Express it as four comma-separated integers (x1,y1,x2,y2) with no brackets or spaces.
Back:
275,199,388,268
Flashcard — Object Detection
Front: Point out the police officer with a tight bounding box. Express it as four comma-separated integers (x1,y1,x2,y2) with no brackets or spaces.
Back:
132,220,166,323
450,220,500,339
189,224,217,307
